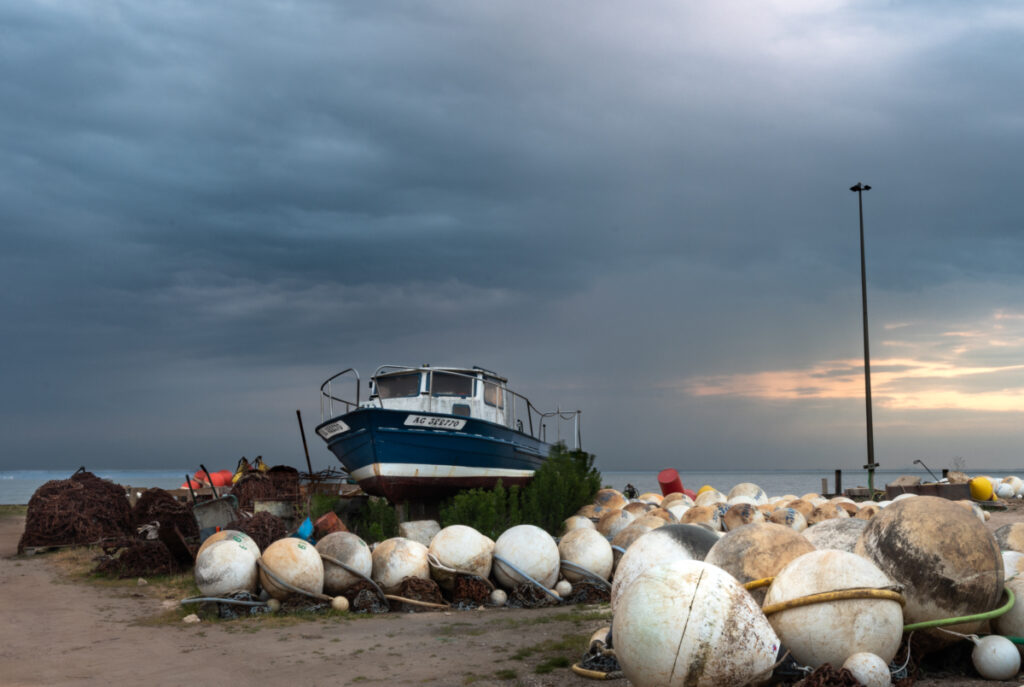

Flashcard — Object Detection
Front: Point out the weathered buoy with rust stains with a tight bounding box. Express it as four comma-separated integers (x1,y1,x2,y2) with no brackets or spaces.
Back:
801,517,867,553
842,653,892,687
594,488,628,511
993,575,1024,637
596,508,635,537
613,559,780,687
559,527,613,582
704,523,815,603
195,538,259,597
493,524,560,589
855,495,1003,639
197,529,260,560
768,507,808,532
995,522,1024,552
764,549,903,668
370,536,430,594
259,538,325,600
427,525,493,591
638,492,663,505
722,503,761,531
806,502,849,525
694,488,726,507
316,531,372,595
856,503,881,520
727,482,768,505
562,515,596,533
610,524,720,613
679,504,721,530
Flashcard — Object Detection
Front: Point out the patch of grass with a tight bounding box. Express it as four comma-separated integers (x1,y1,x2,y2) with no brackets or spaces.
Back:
534,656,570,674
0,504,27,516
438,622,487,637
493,669,517,680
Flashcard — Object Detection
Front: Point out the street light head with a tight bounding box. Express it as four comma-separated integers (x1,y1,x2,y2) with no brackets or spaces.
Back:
850,183,872,192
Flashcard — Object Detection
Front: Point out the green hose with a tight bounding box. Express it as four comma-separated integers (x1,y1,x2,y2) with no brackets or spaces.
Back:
902,587,1015,632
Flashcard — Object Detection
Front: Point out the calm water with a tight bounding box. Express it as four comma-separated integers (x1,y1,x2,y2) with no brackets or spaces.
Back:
0,466,964,504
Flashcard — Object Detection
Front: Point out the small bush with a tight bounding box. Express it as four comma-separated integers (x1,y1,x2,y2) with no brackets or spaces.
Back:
440,442,601,537
350,496,398,543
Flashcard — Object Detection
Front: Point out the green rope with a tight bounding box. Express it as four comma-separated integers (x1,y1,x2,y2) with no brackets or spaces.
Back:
902,587,1014,632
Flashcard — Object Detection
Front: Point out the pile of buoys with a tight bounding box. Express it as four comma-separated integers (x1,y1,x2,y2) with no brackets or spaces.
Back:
180,468,233,490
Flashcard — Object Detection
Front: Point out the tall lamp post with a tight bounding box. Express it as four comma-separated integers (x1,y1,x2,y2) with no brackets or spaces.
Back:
850,182,877,495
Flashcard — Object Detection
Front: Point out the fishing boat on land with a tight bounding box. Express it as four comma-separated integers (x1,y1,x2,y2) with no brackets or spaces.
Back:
315,365,582,502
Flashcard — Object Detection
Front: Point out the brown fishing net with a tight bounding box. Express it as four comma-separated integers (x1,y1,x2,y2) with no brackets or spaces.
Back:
224,511,287,551
796,665,861,687
267,465,300,500
93,540,186,578
566,581,611,604
451,574,492,607
17,470,134,553
229,473,279,511
389,577,446,613
131,488,198,539
346,580,389,614
507,582,558,608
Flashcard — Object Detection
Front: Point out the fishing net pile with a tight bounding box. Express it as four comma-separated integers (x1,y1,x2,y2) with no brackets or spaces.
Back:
225,511,288,551
346,580,390,614
131,488,198,539
93,539,187,578
451,575,492,607
506,582,559,608
565,581,610,604
229,466,301,511
388,577,445,612
17,471,134,553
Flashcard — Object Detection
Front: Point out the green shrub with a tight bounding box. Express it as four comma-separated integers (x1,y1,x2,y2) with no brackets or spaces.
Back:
440,442,600,537
308,493,340,521
350,496,399,543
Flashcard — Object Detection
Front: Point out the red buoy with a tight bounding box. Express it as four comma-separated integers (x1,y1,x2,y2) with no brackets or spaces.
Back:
658,468,684,496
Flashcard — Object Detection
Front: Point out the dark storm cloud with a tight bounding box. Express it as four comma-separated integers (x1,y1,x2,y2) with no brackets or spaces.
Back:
2,1,1024,470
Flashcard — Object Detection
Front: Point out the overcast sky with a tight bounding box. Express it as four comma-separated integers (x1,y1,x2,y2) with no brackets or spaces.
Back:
2,1,1023,476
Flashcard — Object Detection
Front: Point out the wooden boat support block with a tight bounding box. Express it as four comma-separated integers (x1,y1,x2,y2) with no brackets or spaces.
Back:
883,483,971,500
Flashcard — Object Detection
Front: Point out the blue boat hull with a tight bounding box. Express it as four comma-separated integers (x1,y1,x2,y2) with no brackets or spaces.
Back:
315,408,551,502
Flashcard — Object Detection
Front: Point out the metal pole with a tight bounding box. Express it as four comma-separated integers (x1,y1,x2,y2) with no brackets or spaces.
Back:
850,182,877,496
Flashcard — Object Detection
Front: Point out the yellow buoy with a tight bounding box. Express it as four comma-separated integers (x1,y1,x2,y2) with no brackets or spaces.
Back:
969,477,993,501
697,484,715,495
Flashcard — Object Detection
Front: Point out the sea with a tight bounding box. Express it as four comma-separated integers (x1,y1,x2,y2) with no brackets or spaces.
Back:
0,466,960,505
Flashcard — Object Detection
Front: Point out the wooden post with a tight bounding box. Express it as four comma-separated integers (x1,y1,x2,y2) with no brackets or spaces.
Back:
821,478,828,495
835,470,842,496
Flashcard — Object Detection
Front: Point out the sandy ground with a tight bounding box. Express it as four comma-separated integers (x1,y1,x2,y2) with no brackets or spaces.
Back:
2,504,1024,687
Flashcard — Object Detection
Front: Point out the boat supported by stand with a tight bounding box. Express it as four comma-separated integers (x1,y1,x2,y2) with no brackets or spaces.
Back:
315,365,581,503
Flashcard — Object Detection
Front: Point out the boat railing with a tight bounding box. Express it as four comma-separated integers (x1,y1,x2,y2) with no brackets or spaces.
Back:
369,365,582,449
320,368,361,421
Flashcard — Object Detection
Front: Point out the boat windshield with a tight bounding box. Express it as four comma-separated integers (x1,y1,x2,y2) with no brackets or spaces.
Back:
376,373,421,399
483,376,504,408
431,372,473,397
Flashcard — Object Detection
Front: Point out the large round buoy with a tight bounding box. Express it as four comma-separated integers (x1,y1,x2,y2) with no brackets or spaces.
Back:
562,515,596,534
841,653,892,687
1003,551,1024,579
727,482,768,505
427,525,493,591
694,489,726,507
315,531,372,595
194,538,259,597
856,503,881,520
995,523,1024,552
610,524,720,613
801,518,867,553
594,488,628,511
993,576,1024,637
855,495,1003,639
638,492,664,505
786,498,815,519
370,537,430,593
768,507,807,532
612,522,662,568
492,524,560,590
596,508,635,537
623,501,651,517
995,482,1016,500
559,527,613,582
969,477,994,501
806,503,849,525
613,559,780,687
662,493,694,509
722,503,761,531
197,529,260,560
259,538,325,600
705,523,816,603
577,504,604,519
666,503,690,521
765,549,903,668
634,513,669,530
680,505,721,530
971,635,1020,680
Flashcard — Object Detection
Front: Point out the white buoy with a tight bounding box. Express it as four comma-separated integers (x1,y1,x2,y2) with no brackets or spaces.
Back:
559,527,613,582
694,489,727,507
492,524,560,590
727,482,768,505
316,531,372,595
801,517,867,553
596,509,636,538
427,524,494,591
330,596,350,612
489,588,507,606
196,530,260,560
555,579,572,596
563,515,596,533
371,537,430,593
842,653,892,687
768,507,808,532
971,634,1020,680
610,524,720,613
259,538,325,600
764,549,903,668
993,576,1024,637
614,560,780,687
194,538,259,597
704,523,815,604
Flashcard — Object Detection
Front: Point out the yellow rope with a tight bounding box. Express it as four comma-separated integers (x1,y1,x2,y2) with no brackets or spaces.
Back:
743,576,774,591
761,587,905,616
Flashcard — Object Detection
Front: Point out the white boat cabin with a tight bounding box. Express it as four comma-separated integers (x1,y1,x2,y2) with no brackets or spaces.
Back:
362,365,508,426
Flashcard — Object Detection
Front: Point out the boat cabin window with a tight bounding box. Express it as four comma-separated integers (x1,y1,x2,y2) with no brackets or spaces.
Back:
376,373,421,399
431,372,473,397
483,377,504,408
452,403,471,417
